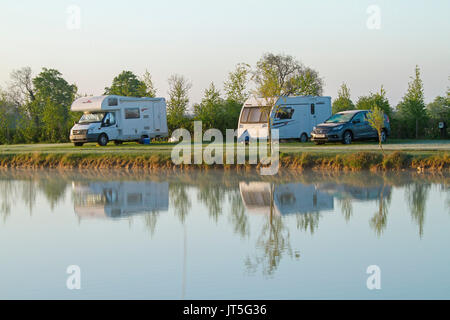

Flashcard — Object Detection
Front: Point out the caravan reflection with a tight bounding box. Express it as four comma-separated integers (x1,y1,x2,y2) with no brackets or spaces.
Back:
239,181,334,215
72,181,169,219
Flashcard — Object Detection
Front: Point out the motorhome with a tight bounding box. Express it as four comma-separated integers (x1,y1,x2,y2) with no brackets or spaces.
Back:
237,96,332,142
69,95,168,146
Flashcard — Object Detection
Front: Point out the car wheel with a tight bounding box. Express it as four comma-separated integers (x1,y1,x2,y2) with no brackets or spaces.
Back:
342,131,352,145
299,133,308,143
380,130,387,143
74,142,84,147
98,134,108,146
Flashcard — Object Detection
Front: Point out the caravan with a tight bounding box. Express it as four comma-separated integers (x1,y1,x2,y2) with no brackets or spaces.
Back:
237,96,331,142
69,95,168,146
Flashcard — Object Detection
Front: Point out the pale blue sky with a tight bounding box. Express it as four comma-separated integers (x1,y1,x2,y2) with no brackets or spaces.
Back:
0,0,449,106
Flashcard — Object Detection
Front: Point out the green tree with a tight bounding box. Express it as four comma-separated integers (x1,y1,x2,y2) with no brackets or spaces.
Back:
397,65,427,138
167,74,192,133
332,83,355,114
367,105,386,155
104,70,147,97
194,82,223,131
142,69,157,97
224,63,251,104
32,68,77,142
253,53,324,141
356,86,392,117
426,94,450,138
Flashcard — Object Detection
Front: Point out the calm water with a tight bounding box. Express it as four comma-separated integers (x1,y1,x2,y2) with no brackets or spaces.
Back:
0,169,448,299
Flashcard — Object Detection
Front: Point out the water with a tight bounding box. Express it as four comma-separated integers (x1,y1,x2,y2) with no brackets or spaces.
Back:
0,169,448,299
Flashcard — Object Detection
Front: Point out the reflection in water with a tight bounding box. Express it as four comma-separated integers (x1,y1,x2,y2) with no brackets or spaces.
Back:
0,170,448,279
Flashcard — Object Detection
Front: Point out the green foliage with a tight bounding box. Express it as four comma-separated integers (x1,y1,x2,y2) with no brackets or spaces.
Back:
356,86,392,117
367,105,385,154
224,63,251,104
167,74,192,134
396,65,427,138
104,70,147,97
142,69,157,97
332,83,355,114
425,95,450,138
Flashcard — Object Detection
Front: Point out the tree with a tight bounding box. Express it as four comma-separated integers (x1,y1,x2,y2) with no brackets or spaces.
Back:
142,69,157,97
367,105,386,155
7,67,35,107
426,95,450,138
253,53,324,141
167,74,192,133
193,82,223,131
31,68,77,142
224,63,251,104
104,70,147,97
397,65,427,138
356,86,392,117
332,83,355,114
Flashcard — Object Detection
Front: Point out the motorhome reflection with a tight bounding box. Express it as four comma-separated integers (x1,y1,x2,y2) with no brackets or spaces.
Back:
70,95,168,146
72,181,169,219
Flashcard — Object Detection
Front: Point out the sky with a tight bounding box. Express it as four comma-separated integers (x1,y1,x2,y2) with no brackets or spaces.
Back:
0,0,449,106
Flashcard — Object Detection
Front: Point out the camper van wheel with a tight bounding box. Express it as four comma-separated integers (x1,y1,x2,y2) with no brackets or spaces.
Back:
299,133,308,143
98,134,109,146
74,142,84,147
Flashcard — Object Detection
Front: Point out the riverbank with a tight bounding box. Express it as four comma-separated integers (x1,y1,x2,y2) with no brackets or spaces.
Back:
0,150,448,172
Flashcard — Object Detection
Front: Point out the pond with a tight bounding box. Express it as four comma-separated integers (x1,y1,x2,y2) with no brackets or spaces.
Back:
0,170,448,299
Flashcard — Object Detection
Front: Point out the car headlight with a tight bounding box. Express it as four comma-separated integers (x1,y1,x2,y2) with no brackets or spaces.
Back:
331,125,343,131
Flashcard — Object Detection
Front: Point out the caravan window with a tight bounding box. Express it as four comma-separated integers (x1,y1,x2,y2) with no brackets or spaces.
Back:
240,107,267,123
275,107,294,119
79,112,105,124
125,108,140,119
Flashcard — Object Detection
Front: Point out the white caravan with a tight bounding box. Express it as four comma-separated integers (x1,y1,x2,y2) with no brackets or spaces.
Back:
237,96,332,142
70,95,168,146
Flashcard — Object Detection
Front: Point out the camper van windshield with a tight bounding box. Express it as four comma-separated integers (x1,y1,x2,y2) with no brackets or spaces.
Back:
79,113,105,124
325,113,354,123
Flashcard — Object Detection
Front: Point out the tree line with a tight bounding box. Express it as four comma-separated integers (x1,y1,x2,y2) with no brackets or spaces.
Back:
0,53,448,144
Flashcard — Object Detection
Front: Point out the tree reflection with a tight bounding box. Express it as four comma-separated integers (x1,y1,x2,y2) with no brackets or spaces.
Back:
370,184,391,236
228,190,249,238
246,183,293,277
296,212,320,234
406,182,430,237
169,183,192,224
197,184,225,223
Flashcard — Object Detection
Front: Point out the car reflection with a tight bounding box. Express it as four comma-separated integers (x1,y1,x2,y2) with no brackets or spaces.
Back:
72,181,169,219
239,182,334,215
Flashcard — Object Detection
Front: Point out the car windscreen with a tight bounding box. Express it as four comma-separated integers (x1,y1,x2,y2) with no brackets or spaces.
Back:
240,107,268,123
325,113,355,123
79,112,105,124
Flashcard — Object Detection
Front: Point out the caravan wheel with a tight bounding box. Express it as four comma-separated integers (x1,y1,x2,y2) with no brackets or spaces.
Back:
299,133,308,143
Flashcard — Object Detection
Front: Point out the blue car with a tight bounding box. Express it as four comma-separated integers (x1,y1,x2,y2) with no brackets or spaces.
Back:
310,110,390,145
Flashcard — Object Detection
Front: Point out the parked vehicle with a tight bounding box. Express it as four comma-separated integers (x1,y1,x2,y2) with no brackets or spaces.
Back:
237,96,332,142
70,95,168,146
310,110,390,145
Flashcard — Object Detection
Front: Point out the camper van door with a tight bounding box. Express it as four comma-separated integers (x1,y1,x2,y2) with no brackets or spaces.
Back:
153,103,161,131
102,112,119,140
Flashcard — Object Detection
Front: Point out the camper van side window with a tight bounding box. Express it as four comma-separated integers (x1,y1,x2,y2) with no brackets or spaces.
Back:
240,108,250,122
310,104,315,115
108,98,118,106
125,108,140,119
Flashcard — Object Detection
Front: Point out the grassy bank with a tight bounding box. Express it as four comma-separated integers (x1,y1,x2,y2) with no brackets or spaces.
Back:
0,149,448,172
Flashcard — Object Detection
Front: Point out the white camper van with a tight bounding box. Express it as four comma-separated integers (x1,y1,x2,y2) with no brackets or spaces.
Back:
69,95,168,146
237,96,332,142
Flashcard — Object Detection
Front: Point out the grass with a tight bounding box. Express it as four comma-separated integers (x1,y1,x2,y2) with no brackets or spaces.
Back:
0,140,449,171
